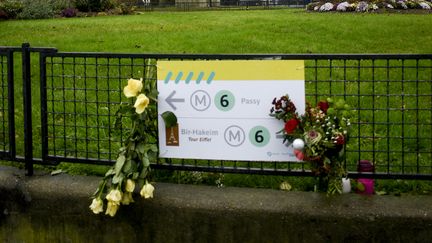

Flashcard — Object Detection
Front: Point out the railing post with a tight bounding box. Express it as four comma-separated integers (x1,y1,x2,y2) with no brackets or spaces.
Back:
7,50,16,161
22,43,33,176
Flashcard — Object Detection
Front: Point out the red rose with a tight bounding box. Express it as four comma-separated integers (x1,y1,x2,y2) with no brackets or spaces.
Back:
284,119,298,134
318,101,329,113
335,134,345,145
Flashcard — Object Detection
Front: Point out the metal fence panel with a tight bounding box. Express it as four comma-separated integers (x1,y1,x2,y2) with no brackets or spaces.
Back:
38,51,432,179
136,0,310,11
0,49,16,161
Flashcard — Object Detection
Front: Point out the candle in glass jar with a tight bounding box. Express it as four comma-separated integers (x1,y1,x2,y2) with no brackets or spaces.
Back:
342,178,351,193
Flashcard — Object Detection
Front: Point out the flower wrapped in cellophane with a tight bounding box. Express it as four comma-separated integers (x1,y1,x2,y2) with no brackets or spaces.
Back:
270,95,354,194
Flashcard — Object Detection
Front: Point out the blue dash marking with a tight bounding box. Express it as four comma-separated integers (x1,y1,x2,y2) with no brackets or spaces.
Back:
174,72,183,84
164,72,173,84
185,72,194,84
207,71,215,84
196,72,204,84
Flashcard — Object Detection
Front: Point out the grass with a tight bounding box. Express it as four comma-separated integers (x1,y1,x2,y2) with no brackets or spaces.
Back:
1,9,432,194
1,9,432,53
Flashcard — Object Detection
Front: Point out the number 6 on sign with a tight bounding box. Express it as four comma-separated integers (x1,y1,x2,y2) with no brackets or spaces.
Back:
249,126,270,147
215,90,235,111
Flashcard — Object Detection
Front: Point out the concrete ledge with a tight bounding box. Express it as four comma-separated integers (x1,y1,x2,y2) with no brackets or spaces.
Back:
1,165,432,242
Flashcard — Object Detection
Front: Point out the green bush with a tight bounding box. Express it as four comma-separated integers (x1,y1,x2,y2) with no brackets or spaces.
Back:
50,0,74,11
116,0,137,15
17,0,55,19
74,0,115,12
0,0,23,19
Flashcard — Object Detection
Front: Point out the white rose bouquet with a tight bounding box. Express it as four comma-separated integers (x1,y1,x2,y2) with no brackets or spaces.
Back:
90,76,176,217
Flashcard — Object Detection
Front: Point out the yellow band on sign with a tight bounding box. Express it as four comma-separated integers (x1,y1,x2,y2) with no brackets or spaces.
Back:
158,60,304,81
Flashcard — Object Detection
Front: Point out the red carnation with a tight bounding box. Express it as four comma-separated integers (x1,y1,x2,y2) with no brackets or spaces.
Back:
284,119,298,134
318,101,329,114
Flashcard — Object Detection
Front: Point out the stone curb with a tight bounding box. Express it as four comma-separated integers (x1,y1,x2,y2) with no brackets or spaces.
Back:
1,165,432,242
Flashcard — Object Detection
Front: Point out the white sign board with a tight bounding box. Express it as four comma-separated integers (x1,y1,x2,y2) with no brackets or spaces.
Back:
157,60,305,161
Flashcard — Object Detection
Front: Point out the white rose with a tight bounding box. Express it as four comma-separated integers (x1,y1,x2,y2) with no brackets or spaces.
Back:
140,182,154,199
105,201,119,217
106,189,122,204
123,78,143,98
134,94,150,114
89,198,104,214
125,179,135,193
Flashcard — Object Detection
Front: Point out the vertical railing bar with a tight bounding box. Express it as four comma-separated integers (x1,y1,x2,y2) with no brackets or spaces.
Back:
372,59,376,169
118,57,123,148
329,59,332,97
343,59,347,100
357,59,361,164
401,59,405,174
50,56,57,159
430,59,432,175
386,59,390,174
1,55,6,153
415,59,419,174
106,57,112,161
61,56,67,158
73,57,78,158
40,52,48,162
95,57,101,160
22,43,33,176
131,57,135,77
343,59,347,169
84,57,89,159
314,59,318,104
7,50,16,159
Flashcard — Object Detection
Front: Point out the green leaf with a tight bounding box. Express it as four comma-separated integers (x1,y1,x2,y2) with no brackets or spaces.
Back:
104,168,115,177
376,190,388,196
161,111,177,128
143,155,150,167
114,155,126,174
139,166,149,179
356,182,365,192
136,142,145,154
122,160,132,174
112,173,124,184
139,112,147,121
148,89,159,102
149,144,158,152
51,169,64,176
117,103,134,115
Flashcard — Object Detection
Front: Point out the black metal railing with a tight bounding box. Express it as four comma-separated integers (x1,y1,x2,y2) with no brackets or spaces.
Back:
136,0,310,11
1,44,431,180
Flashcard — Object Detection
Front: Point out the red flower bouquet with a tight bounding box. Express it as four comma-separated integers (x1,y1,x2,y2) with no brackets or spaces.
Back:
270,95,354,194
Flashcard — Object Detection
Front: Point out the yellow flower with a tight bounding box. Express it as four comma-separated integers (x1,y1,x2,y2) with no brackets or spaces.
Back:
89,198,104,214
140,182,154,199
125,179,135,193
279,181,292,191
121,192,134,205
105,201,119,217
123,78,143,98
106,189,122,204
134,94,150,114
